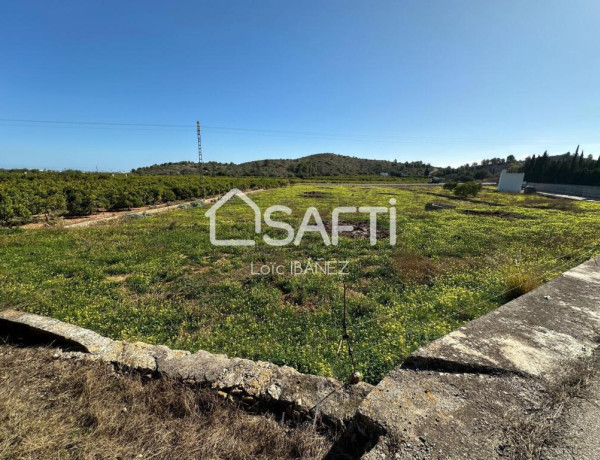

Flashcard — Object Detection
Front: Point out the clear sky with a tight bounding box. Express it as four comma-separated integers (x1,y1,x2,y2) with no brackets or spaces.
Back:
1,0,599,171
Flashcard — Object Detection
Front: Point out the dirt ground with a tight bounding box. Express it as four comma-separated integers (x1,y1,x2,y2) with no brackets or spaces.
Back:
0,344,334,460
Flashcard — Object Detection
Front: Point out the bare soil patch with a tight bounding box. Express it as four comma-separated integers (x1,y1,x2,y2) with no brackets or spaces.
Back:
420,191,505,207
323,220,389,239
301,191,331,199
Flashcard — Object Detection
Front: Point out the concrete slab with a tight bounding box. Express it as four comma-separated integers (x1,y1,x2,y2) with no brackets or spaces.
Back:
0,309,114,353
405,258,600,380
543,361,600,460
356,368,543,459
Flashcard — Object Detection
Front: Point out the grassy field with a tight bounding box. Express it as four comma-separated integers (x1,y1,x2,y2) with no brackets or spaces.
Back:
289,175,429,183
1,184,599,383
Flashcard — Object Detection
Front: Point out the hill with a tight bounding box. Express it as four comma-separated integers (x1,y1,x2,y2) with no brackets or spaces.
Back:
130,148,600,184
132,153,431,178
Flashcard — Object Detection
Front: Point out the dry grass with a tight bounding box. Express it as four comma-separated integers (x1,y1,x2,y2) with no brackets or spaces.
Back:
503,271,542,301
392,248,443,285
0,344,333,460
502,355,598,459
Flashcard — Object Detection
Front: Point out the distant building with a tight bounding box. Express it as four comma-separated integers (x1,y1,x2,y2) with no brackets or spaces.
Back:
498,169,524,193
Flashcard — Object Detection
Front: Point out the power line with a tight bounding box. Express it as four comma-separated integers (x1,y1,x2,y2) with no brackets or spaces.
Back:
0,122,191,133
0,118,192,129
0,117,597,146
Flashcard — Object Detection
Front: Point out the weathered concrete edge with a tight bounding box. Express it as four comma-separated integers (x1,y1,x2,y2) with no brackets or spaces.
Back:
354,255,600,458
0,309,372,427
404,256,600,379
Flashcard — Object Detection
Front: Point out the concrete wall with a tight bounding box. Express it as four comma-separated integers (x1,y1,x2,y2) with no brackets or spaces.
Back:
498,170,525,193
355,256,600,458
0,309,372,427
529,182,600,200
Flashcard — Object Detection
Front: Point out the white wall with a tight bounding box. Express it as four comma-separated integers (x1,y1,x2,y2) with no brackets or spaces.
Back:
498,170,524,193
529,183,600,200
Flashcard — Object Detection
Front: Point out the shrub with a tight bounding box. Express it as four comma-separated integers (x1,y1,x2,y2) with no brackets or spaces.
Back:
443,181,458,191
41,193,67,220
453,182,482,197
0,192,32,225
162,189,177,202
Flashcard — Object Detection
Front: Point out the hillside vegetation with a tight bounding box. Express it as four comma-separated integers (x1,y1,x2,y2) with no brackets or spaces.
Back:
132,152,526,181
133,153,432,177
134,149,600,185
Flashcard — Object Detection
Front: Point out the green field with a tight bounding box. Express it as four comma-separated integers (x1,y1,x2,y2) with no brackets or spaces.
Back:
1,184,599,383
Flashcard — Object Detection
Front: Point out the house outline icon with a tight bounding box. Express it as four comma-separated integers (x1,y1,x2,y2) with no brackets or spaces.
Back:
204,188,261,246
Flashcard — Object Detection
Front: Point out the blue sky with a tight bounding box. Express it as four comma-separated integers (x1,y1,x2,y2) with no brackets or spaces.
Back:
1,0,599,171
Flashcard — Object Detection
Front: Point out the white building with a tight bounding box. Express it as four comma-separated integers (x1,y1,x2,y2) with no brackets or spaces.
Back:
497,169,525,193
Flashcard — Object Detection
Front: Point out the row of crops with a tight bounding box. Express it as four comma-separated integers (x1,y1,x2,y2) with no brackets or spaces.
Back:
0,170,289,225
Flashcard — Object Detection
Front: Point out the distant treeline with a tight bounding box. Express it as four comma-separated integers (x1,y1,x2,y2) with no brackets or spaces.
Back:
289,175,428,183
133,152,525,183
133,153,432,178
523,148,600,186
0,171,287,225
433,156,518,182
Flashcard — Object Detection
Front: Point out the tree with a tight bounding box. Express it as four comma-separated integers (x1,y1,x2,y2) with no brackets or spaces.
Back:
65,188,94,216
474,169,490,180
41,193,67,221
